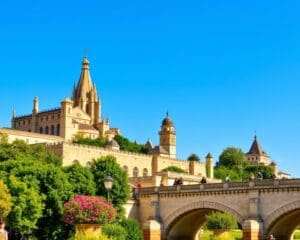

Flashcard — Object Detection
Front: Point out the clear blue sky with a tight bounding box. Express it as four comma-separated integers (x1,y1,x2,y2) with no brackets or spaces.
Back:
1,0,300,177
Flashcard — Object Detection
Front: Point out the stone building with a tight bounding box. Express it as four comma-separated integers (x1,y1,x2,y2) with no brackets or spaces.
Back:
11,57,119,141
1,57,213,184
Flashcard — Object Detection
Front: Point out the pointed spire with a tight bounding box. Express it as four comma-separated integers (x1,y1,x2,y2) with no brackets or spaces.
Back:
73,57,93,104
247,135,265,155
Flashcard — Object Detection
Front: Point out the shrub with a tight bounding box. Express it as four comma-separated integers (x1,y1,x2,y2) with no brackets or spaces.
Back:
70,232,115,240
120,218,143,240
63,195,116,225
161,166,187,173
205,212,238,231
187,153,200,162
102,223,127,240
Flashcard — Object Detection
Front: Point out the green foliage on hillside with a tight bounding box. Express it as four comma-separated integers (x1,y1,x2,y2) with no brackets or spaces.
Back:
215,147,274,181
114,135,148,154
73,134,108,148
161,166,187,173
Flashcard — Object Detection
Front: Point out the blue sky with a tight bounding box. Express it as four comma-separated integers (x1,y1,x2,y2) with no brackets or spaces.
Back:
1,1,300,177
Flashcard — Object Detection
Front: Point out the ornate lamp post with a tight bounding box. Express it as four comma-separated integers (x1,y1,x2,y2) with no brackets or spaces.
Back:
104,176,113,203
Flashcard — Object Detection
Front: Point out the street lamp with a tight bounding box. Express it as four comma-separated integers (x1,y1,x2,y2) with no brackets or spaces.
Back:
104,175,113,203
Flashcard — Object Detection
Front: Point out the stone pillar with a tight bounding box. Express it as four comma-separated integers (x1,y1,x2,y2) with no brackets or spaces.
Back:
143,219,162,240
242,219,262,240
189,160,195,175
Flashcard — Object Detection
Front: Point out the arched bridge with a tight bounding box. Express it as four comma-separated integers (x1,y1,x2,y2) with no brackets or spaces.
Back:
136,179,300,240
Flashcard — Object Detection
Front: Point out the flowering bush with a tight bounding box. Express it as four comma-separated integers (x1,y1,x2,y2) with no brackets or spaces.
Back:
63,195,116,225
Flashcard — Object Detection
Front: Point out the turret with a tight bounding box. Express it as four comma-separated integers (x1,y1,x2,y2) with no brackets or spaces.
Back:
31,97,39,132
33,96,39,114
159,112,176,158
205,153,214,178
60,98,75,140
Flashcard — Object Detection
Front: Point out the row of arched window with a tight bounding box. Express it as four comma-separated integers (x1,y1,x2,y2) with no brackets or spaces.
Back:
123,166,148,177
40,124,60,136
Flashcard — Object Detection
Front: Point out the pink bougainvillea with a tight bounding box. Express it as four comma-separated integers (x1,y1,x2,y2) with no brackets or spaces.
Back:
63,195,116,225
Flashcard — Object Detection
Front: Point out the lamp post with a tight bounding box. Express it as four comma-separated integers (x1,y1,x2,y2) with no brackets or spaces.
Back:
104,175,113,203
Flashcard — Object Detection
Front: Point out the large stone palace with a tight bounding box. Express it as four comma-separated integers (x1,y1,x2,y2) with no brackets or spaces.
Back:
0,57,289,183
1,57,212,186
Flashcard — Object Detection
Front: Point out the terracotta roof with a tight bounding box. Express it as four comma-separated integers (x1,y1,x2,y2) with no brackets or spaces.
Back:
247,135,268,156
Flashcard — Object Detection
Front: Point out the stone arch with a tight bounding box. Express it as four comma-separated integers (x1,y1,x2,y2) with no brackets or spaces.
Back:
143,168,148,177
164,200,245,235
133,167,139,177
264,200,300,233
123,165,128,173
86,161,92,168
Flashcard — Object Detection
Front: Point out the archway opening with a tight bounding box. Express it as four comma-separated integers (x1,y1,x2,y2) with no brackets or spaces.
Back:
268,209,300,239
167,208,242,240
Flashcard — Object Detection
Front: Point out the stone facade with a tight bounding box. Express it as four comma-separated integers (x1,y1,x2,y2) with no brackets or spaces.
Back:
136,179,300,240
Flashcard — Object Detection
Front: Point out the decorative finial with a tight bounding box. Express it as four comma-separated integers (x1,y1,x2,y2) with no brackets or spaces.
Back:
12,109,16,118
166,111,169,117
254,130,257,139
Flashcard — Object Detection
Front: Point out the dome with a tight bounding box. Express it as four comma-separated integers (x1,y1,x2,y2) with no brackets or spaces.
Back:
162,112,174,126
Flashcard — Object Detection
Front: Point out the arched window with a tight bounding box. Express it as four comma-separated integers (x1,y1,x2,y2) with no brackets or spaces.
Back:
51,125,55,135
133,167,139,177
143,168,148,177
40,127,43,134
123,166,128,173
73,160,80,165
45,126,49,134
56,124,60,136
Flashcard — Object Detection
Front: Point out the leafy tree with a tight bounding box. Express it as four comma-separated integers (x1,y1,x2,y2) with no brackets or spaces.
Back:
73,134,108,148
119,218,143,240
0,180,12,220
187,153,200,162
217,147,248,169
63,163,96,195
214,166,241,182
7,175,44,236
114,135,148,154
161,166,187,173
205,212,238,231
90,155,130,214
244,165,274,179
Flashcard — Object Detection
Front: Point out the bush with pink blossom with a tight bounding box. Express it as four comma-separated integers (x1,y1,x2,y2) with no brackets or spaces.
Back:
63,195,116,225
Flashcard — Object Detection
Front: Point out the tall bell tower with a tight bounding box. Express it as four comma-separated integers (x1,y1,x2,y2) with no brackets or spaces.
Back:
159,112,176,158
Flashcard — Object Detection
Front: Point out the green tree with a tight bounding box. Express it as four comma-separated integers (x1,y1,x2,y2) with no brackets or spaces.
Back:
0,180,12,220
114,135,148,154
90,155,130,214
244,165,274,179
161,166,187,173
187,153,200,162
214,166,241,182
63,163,96,195
217,147,248,169
7,175,44,236
205,212,238,231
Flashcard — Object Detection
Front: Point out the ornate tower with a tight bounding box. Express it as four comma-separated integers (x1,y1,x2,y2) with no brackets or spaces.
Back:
31,96,39,132
72,57,101,124
246,135,270,165
159,113,176,158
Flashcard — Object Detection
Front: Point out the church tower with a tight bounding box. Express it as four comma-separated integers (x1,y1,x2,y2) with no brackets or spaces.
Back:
246,135,270,165
159,113,176,158
72,57,101,124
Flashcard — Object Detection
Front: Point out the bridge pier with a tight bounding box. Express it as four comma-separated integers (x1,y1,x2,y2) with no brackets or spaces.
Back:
143,219,162,240
242,219,262,240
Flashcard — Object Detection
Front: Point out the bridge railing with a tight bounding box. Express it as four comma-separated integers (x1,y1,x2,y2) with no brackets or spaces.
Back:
136,178,300,195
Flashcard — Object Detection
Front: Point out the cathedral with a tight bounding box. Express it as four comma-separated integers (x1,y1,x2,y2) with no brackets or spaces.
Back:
11,57,120,142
